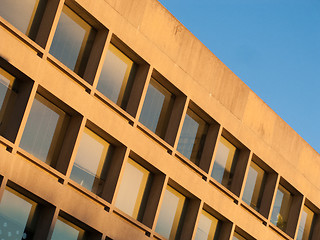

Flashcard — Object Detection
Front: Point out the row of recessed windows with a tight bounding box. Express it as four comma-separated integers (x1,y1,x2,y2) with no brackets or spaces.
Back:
0,57,318,240
0,0,318,240
0,182,104,240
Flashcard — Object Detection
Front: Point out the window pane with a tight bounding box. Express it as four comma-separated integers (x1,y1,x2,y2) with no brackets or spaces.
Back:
20,94,69,165
97,44,136,107
50,5,95,74
242,162,266,211
271,185,292,231
139,78,174,138
211,137,237,188
195,210,220,240
297,206,314,240
51,217,85,240
233,232,247,240
155,186,186,240
70,128,114,195
0,0,46,39
0,188,38,240
177,109,208,164
115,158,151,220
0,68,16,124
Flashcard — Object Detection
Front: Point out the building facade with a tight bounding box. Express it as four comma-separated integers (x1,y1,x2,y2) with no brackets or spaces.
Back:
0,0,319,239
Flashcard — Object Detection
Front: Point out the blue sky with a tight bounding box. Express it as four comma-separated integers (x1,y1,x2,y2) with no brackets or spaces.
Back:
158,0,320,153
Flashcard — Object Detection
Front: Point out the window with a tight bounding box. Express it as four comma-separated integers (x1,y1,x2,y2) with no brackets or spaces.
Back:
0,0,47,40
0,67,16,124
195,210,220,240
155,186,186,240
0,187,40,239
297,206,315,240
177,109,208,165
139,78,174,138
97,44,136,108
211,136,238,188
271,185,292,231
19,94,69,165
233,232,247,240
70,128,114,195
115,158,151,220
50,5,96,76
242,161,266,211
51,217,85,240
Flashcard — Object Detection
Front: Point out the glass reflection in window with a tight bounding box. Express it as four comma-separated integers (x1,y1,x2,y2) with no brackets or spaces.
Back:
139,78,174,138
155,186,186,240
70,128,114,195
242,161,266,211
115,158,151,220
271,185,292,231
0,0,47,39
50,5,96,75
20,94,69,165
195,210,220,240
211,137,238,188
97,44,136,108
0,187,39,240
0,68,16,124
51,217,85,240
297,206,315,240
177,109,208,164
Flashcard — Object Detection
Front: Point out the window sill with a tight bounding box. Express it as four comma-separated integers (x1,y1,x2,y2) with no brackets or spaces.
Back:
16,148,65,180
67,179,111,210
174,151,208,180
137,123,173,154
113,208,152,237
269,222,292,240
94,90,136,125
47,54,92,92
0,17,45,56
240,201,268,225
208,177,239,204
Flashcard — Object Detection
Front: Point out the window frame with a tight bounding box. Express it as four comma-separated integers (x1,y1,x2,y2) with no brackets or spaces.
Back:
270,178,303,238
241,155,278,220
209,130,250,197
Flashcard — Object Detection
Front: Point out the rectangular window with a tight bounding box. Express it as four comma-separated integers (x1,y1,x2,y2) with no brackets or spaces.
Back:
242,161,266,211
271,185,292,231
155,186,186,240
297,206,315,240
139,78,174,138
0,0,47,40
211,136,238,188
0,67,16,124
49,5,96,76
195,210,220,240
51,217,85,240
20,94,69,165
97,44,136,108
177,109,208,165
233,232,247,240
70,128,114,195
0,187,40,239
115,158,151,220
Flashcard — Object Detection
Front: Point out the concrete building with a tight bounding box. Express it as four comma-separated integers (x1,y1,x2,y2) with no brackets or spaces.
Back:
0,0,319,239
